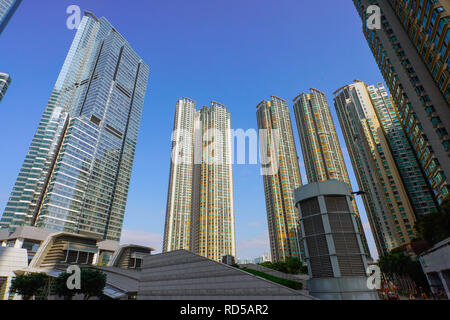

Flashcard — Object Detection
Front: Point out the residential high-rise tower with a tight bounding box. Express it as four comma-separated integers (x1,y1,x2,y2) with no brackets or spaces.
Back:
293,88,371,257
334,80,434,255
256,96,302,262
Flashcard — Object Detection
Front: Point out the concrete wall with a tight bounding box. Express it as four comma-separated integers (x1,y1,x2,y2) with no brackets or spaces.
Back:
420,243,450,275
137,250,315,300
0,247,28,300
309,277,379,300
420,240,450,299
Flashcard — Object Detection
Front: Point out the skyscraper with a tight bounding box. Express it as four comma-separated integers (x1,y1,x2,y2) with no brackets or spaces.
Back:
164,98,196,253
293,88,370,257
353,0,450,204
366,83,438,217
0,0,22,34
0,12,149,242
334,80,431,255
164,98,235,262
256,96,302,262
0,73,11,102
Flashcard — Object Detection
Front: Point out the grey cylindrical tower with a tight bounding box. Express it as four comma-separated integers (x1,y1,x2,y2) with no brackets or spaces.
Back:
294,180,378,300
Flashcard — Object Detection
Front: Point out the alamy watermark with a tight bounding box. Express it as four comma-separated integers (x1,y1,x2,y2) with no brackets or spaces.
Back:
367,265,382,290
66,5,81,30
367,5,381,30
171,128,281,176
66,265,81,290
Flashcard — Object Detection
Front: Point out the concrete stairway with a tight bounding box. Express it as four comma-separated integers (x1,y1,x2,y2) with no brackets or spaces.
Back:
138,250,315,300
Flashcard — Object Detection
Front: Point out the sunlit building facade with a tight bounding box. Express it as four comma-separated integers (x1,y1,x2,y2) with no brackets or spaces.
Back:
0,12,150,242
164,99,235,262
163,98,196,253
293,88,371,258
257,96,302,262
353,0,450,204
0,73,10,102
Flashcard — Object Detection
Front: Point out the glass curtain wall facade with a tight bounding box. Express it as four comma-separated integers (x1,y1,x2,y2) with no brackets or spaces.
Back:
0,0,22,34
256,96,302,262
0,12,150,242
353,0,450,204
293,88,371,258
0,73,11,102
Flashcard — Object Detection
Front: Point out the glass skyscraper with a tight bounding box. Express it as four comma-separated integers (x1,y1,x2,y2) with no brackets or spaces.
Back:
0,72,10,102
164,98,235,262
293,88,371,258
353,0,450,204
0,12,149,242
0,0,22,34
257,96,302,262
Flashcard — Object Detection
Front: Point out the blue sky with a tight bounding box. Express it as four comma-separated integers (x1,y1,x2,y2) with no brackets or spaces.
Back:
0,0,384,260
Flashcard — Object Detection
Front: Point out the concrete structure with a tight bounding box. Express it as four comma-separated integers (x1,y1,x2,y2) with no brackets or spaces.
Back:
353,0,450,204
0,73,11,102
109,244,153,269
295,180,378,300
137,250,315,300
0,227,55,264
0,227,120,267
0,12,150,242
0,227,317,300
0,226,154,300
419,237,450,299
0,0,22,35
164,98,235,262
222,255,235,266
0,247,27,300
293,88,370,257
256,96,303,261
334,80,437,256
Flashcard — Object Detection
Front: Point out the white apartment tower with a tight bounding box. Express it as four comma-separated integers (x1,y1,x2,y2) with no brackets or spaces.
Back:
164,98,235,262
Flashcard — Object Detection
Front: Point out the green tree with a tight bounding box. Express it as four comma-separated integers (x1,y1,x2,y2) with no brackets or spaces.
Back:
10,273,48,300
79,268,107,300
285,257,307,274
378,249,429,291
54,268,107,300
53,272,77,300
414,198,450,246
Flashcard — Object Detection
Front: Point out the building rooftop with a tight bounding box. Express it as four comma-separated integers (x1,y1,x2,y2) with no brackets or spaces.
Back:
0,226,54,242
97,239,120,252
